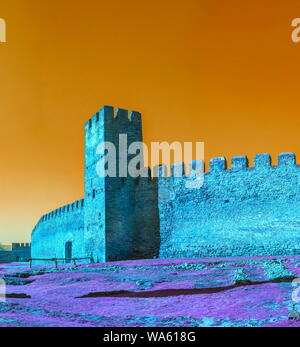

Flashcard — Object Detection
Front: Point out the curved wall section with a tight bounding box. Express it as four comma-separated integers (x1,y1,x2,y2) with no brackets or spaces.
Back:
31,199,85,261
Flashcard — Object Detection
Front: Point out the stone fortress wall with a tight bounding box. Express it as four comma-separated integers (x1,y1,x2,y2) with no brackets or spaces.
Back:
31,200,84,260
31,105,300,262
158,153,300,258
0,243,31,263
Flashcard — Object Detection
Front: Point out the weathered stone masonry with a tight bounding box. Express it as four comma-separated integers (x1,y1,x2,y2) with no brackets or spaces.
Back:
31,200,84,260
158,153,300,258
32,105,300,262
32,106,159,262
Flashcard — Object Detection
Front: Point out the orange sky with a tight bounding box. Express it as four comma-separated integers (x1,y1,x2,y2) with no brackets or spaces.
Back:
0,0,300,243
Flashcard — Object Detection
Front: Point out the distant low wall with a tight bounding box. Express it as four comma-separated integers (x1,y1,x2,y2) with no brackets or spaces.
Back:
158,153,300,258
0,244,31,263
0,251,15,263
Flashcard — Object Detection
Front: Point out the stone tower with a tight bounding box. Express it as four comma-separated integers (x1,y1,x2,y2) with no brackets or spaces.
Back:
84,106,159,262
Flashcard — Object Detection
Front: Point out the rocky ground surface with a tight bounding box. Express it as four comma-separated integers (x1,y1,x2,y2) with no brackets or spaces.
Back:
0,256,300,327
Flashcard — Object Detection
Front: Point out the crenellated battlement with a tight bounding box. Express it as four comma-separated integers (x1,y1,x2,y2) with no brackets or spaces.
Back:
85,105,142,131
38,199,84,225
209,152,296,172
156,152,298,182
209,152,297,173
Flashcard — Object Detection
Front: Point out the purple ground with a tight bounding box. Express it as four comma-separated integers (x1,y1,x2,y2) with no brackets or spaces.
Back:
0,256,300,327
